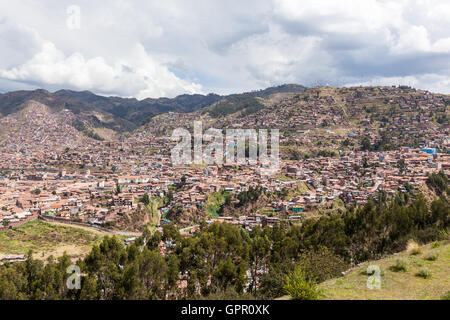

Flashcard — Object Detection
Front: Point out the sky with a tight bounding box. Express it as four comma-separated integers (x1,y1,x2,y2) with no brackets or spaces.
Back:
0,0,450,99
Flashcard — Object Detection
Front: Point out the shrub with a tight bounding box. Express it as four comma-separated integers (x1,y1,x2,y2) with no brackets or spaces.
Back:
407,240,422,255
283,267,323,300
431,241,440,248
296,247,349,283
424,253,439,261
389,259,408,272
416,268,432,279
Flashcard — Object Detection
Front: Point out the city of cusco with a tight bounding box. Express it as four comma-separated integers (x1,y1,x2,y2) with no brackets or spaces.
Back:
0,0,449,310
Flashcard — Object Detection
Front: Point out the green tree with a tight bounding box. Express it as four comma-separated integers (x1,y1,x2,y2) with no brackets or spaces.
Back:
140,193,150,206
283,267,323,300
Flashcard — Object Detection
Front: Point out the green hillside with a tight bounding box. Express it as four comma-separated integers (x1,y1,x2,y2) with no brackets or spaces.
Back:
319,240,450,300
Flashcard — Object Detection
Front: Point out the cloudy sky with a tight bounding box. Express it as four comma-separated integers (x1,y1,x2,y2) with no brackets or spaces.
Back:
0,0,449,98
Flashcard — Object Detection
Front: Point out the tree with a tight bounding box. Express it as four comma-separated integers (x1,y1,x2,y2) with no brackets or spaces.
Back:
140,193,150,206
283,267,323,300
165,255,180,298
359,135,371,151
248,231,270,294
296,247,348,283
397,159,406,174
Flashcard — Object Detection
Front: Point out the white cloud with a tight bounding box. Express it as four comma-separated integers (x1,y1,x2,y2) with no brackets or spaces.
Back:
0,28,202,99
0,0,449,95
344,74,450,94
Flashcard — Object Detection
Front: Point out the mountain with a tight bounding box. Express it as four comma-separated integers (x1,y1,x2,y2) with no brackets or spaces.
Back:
3,84,447,152
140,85,449,157
0,100,86,151
0,84,308,142
201,84,307,118
242,84,308,98
53,90,223,125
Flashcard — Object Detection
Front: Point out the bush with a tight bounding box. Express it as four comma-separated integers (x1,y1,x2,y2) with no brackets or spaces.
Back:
389,259,408,272
416,268,432,279
283,267,323,300
296,247,349,283
431,241,440,248
424,253,439,261
407,240,422,255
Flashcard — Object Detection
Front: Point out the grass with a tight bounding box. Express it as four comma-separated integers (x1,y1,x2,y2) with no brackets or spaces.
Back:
205,191,230,219
389,259,408,273
257,207,276,216
275,175,296,182
282,182,310,200
0,219,107,261
407,240,422,255
424,253,439,261
145,197,162,232
318,240,450,300
415,268,432,279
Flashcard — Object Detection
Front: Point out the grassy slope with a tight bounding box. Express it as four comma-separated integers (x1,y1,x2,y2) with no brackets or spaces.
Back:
0,220,108,261
319,240,450,300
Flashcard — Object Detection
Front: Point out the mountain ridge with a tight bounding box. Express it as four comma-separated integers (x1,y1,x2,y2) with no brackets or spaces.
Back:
0,84,308,138
1,84,448,149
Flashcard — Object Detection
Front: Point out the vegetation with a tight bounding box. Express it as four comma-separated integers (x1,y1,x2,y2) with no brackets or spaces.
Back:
283,267,323,300
320,241,450,300
205,191,232,218
415,268,432,279
389,259,408,273
407,240,423,256
0,220,103,258
139,193,150,206
72,120,105,141
204,96,264,118
424,253,438,261
427,171,450,196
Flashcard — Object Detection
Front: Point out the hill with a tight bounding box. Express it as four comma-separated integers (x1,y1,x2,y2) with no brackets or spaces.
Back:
0,84,448,153
139,85,449,156
0,219,108,261
276,240,450,300
319,240,450,300
0,84,308,142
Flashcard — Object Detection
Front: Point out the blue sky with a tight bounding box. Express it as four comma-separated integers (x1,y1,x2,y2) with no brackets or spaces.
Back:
0,0,450,98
